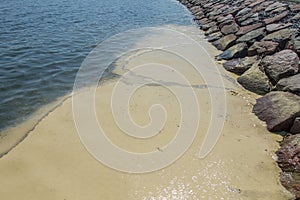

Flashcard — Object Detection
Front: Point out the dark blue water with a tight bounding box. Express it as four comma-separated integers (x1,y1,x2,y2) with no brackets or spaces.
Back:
0,0,193,131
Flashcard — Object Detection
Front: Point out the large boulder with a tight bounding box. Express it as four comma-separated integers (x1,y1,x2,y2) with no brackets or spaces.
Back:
262,28,298,48
275,74,300,96
212,34,237,50
223,56,257,75
261,49,299,84
217,43,248,60
248,41,279,56
253,91,300,132
276,134,300,198
237,64,271,95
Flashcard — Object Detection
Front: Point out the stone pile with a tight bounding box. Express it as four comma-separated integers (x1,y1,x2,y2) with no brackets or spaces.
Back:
178,0,300,198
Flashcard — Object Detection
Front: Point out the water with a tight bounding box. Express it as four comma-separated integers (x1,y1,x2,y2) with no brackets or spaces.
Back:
0,0,193,131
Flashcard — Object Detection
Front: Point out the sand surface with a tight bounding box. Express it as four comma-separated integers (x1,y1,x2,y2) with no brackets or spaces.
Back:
0,25,292,199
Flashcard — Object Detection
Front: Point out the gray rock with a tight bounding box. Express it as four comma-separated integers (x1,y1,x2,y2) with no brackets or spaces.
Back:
262,49,299,84
253,91,300,132
202,21,217,31
248,41,279,56
236,27,265,44
275,74,300,95
206,31,223,42
266,23,293,33
237,64,271,95
290,117,300,134
236,7,252,17
240,15,260,26
265,2,287,12
205,25,219,35
212,34,237,50
262,29,298,48
223,56,257,75
217,43,248,60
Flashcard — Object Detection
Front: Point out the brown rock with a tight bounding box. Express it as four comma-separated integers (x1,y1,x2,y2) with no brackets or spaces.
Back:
202,21,217,31
290,118,300,134
212,34,237,51
264,11,289,25
236,23,264,36
262,50,299,84
277,134,300,198
253,91,300,132
248,41,278,56
221,22,239,35
252,1,274,12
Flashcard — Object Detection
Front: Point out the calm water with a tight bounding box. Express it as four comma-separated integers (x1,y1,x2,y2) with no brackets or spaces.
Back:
0,0,193,131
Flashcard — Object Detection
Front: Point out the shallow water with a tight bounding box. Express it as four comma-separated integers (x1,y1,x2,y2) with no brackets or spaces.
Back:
0,0,192,131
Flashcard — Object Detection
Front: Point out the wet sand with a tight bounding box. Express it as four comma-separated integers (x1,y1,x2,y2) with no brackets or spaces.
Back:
0,25,292,199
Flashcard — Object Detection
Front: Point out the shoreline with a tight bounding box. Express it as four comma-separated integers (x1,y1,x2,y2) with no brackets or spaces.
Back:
178,0,300,198
0,24,293,199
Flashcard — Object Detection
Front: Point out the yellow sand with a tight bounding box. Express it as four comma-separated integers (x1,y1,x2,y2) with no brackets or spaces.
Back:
0,25,292,199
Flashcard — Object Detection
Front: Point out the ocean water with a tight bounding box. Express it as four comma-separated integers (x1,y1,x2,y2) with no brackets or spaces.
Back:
0,0,193,131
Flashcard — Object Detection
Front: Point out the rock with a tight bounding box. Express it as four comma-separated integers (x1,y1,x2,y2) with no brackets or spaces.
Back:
205,25,219,35
266,23,293,33
212,34,237,51
264,11,289,25
248,41,278,56
265,2,287,12
289,4,300,12
223,6,241,16
253,91,300,132
291,118,300,134
270,6,287,14
237,64,270,95
262,29,298,49
236,7,252,17
236,27,265,44
240,15,260,26
262,50,299,84
223,56,257,75
236,23,264,36
252,1,274,12
221,22,239,35
276,134,300,198
248,0,265,8
236,12,254,24
206,31,223,42
202,21,217,31
275,74,300,96
291,13,300,21
216,14,234,24
217,43,248,60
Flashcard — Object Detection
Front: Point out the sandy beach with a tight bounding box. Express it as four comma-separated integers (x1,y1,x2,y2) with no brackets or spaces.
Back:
0,25,293,199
